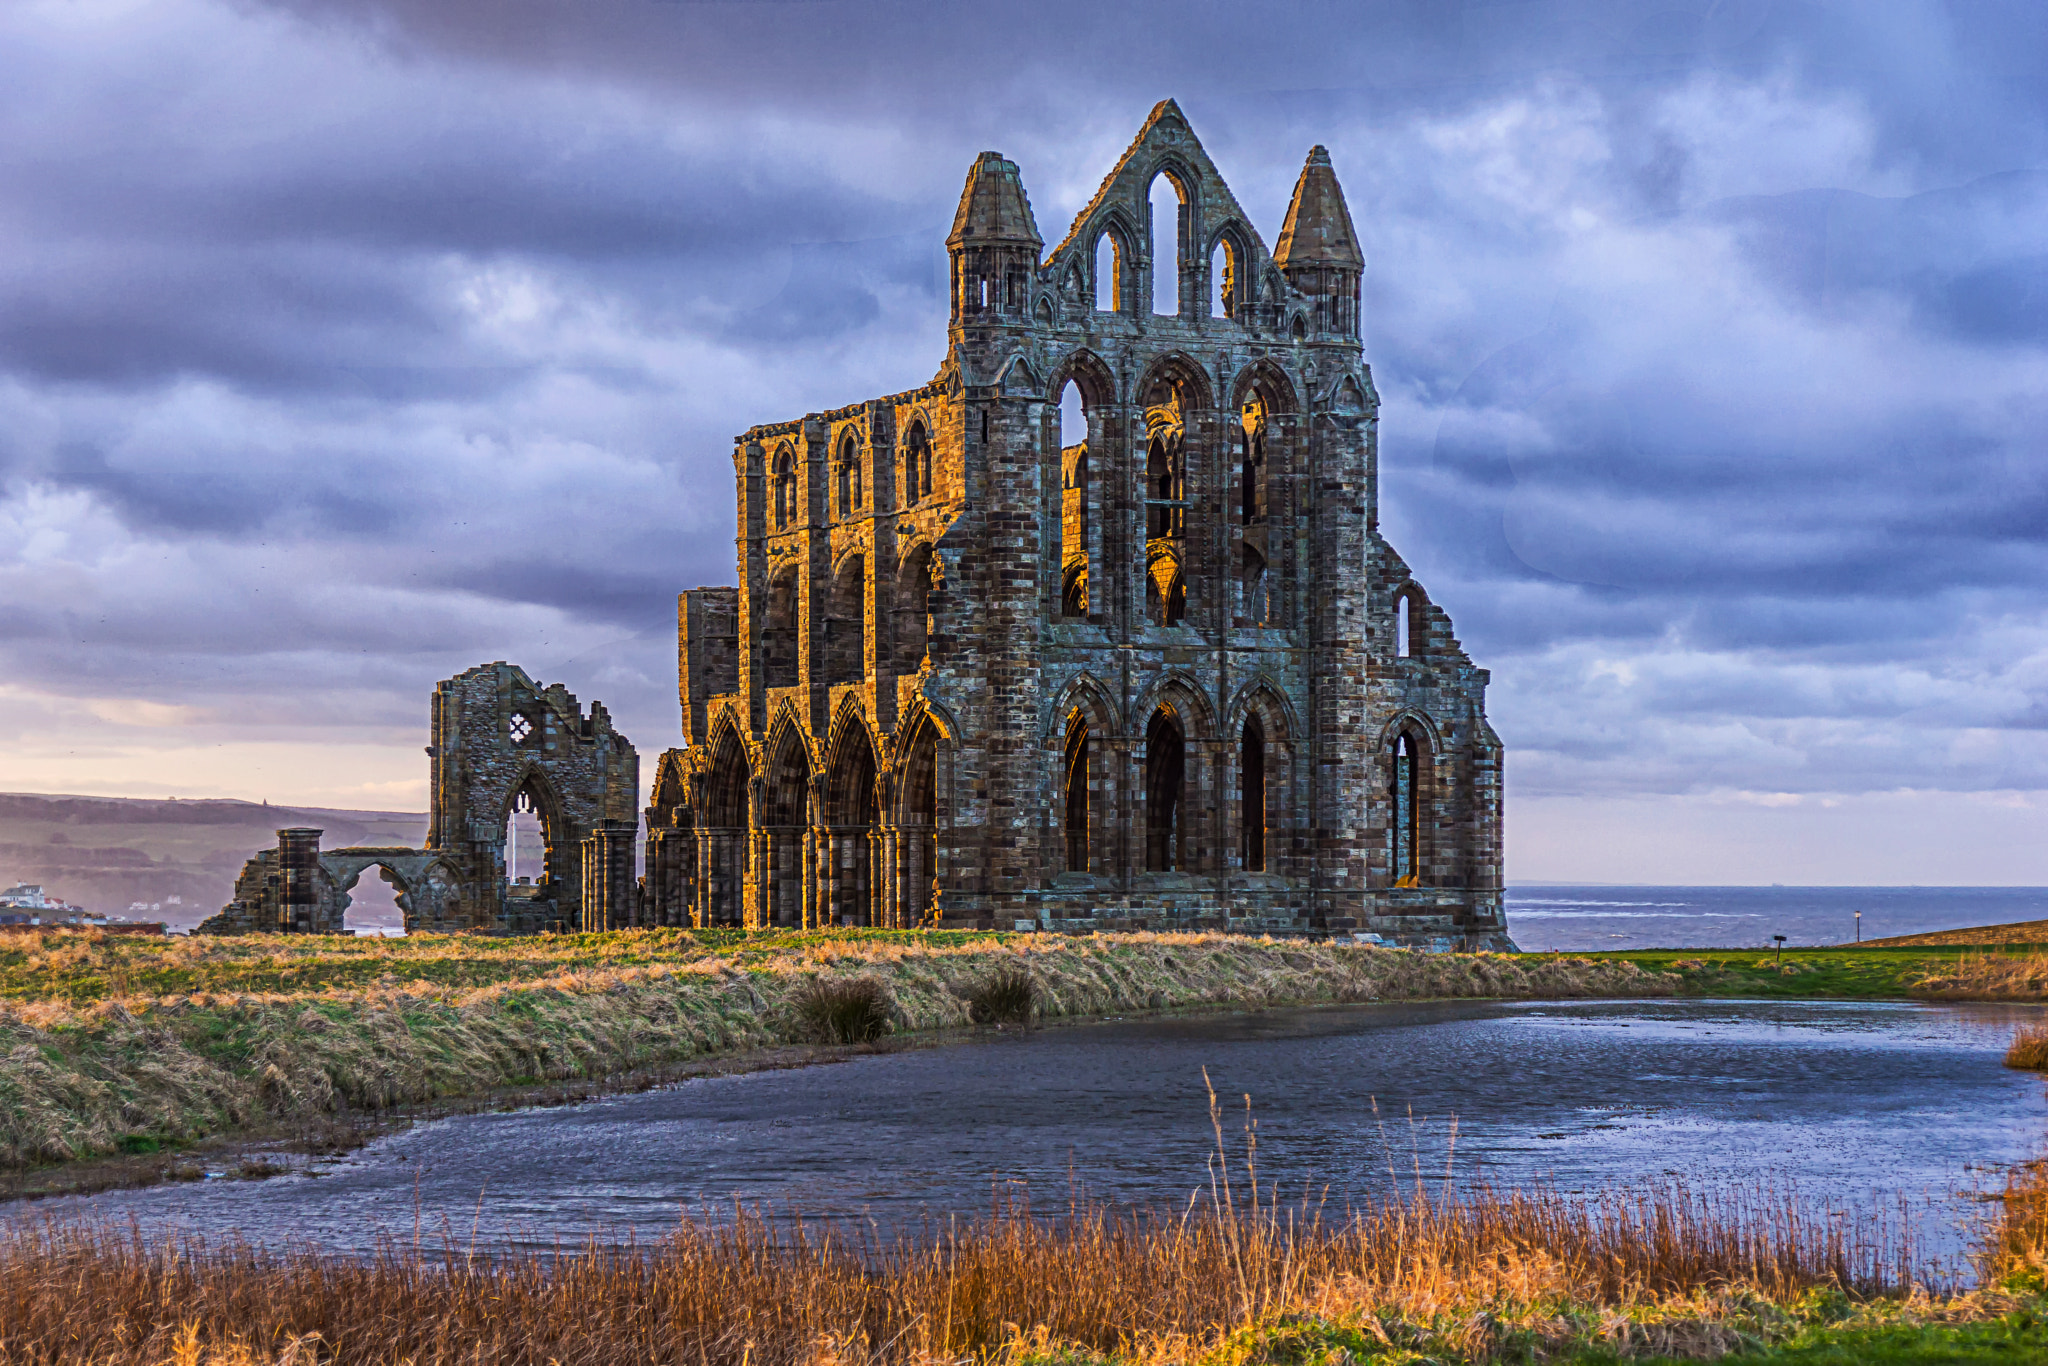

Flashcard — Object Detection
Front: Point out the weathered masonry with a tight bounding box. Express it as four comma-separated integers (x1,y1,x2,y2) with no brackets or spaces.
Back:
665,101,1508,948
198,662,640,934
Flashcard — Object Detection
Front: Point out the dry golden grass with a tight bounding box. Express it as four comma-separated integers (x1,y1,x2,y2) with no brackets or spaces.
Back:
0,930,1678,1169
1907,947,2048,1001
2007,1022,2048,1071
0,1116,1940,1366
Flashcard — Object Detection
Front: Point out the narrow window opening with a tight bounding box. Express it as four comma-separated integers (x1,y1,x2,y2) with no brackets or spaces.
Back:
1240,714,1266,873
1392,732,1420,887
981,409,990,445
1063,711,1091,873
902,424,925,505
1397,592,1413,657
1058,380,1090,619
773,450,796,529
1240,395,1267,523
1240,547,1268,627
1095,233,1120,312
1211,238,1237,318
1149,173,1183,316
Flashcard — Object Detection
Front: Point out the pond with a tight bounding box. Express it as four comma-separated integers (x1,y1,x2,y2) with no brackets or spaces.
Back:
30,998,2048,1261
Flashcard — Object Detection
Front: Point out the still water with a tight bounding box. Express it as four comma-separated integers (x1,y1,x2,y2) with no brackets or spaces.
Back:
33,998,2048,1259
1508,885,2048,952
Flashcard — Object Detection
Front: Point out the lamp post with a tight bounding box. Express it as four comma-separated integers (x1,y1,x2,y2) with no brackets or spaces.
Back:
1855,909,1862,944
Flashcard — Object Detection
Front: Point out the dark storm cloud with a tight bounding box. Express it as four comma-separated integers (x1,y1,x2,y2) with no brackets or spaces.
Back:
0,0,2042,833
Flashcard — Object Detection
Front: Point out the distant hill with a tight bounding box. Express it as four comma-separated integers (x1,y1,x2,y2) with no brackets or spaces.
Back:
0,793,428,930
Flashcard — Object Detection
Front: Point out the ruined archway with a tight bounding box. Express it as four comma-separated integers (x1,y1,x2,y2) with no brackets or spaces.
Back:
823,717,879,926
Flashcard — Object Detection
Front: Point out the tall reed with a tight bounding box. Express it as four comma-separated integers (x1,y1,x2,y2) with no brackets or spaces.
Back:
0,1101,1931,1366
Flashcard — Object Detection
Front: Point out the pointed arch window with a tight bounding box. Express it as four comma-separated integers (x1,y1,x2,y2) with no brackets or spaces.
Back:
903,422,930,506
1391,732,1420,887
1145,706,1185,872
1095,232,1122,313
1149,172,1185,316
1058,380,1092,620
773,448,796,530
1211,235,1240,318
836,432,862,518
1063,710,1091,873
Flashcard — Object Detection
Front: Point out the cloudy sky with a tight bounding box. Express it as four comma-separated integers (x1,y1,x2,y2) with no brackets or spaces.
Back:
1,0,2042,882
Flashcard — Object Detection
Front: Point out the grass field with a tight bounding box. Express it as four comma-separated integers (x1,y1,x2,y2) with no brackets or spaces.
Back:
8,929,2048,1360
1557,943,2048,1002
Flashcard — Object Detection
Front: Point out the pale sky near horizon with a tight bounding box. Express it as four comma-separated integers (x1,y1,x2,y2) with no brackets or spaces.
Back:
0,0,2043,884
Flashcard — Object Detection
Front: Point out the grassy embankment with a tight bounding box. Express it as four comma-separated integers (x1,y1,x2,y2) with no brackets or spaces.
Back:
1,928,1682,1175
4,1088,2048,1364
1548,942,2048,1002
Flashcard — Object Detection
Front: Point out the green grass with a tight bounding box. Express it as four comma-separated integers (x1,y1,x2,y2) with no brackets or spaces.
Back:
1535,944,2048,1001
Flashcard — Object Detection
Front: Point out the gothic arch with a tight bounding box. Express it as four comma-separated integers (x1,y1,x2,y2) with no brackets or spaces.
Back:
1382,714,1440,890
1134,671,1216,738
1049,670,1121,736
1226,676,1300,740
1138,351,1214,413
1045,347,1119,411
822,705,881,925
1049,672,1118,879
1377,708,1446,754
1228,359,1299,414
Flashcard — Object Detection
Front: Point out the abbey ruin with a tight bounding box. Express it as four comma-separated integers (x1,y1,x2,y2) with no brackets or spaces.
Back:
655,102,1508,948
204,103,1507,948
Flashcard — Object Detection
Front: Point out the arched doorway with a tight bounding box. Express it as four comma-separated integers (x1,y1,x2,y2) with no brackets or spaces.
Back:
898,717,940,925
825,723,879,925
340,863,407,937
765,730,811,928
704,727,751,926
1145,705,1185,872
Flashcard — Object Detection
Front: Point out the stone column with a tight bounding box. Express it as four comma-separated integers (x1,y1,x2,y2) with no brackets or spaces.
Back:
276,827,323,933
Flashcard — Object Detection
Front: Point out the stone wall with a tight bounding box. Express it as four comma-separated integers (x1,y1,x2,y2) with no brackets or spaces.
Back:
198,662,642,935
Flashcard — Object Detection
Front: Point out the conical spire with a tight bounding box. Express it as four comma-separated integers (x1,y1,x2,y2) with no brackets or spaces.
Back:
1272,145,1362,271
947,151,1042,249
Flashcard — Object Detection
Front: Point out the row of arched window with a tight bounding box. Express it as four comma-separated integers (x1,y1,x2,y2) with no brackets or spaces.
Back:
1058,377,1282,631
1060,706,1275,876
1082,170,1254,321
756,545,935,691
770,423,936,531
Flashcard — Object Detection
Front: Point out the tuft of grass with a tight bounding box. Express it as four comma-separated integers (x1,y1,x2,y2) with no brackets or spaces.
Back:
966,963,1038,1026
789,974,894,1044
2006,1023,2048,1072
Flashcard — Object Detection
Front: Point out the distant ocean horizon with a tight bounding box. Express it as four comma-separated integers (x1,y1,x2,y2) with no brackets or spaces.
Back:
1505,885,2048,952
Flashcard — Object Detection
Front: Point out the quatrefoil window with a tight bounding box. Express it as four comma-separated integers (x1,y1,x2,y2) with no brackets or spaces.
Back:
508,713,534,744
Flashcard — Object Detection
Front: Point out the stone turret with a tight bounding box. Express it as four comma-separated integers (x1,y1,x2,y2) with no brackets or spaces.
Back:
947,151,1042,327
1273,145,1363,338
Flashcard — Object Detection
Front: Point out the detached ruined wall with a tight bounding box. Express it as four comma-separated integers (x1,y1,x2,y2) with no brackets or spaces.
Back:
198,663,640,935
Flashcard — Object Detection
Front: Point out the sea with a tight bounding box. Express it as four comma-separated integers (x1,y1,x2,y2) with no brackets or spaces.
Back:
1506,885,2048,953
